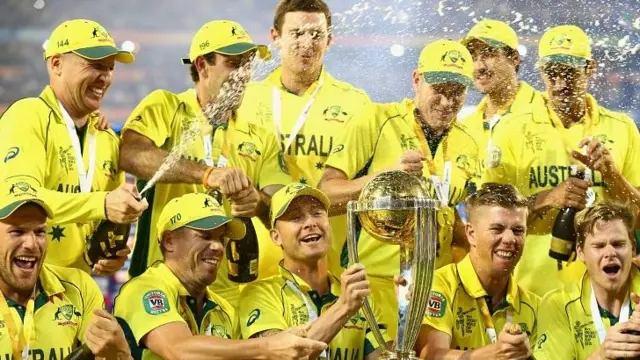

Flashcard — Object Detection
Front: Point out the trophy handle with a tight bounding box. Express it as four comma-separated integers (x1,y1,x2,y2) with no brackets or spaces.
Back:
346,202,389,353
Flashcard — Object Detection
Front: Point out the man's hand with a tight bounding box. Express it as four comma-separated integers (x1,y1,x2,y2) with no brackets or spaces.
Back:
494,323,531,360
85,309,131,359
595,320,640,359
94,111,110,131
572,138,617,177
538,177,590,210
105,183,148,223
207,168,251,197
336,264,370,317
93,248,131,276
394,150,425,177
228,185,260,217
393,275,413,302
266,324,328,360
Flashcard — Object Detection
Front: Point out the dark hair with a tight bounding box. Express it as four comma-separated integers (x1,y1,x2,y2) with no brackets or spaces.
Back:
502,46,521,73
575,201,636,248
189,52,217,82
273,0,332,34
466,183,528,221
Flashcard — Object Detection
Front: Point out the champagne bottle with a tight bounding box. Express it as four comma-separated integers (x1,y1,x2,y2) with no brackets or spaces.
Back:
227,217,259,283
64,344,94,360
549,170,585,262
84,220,131,267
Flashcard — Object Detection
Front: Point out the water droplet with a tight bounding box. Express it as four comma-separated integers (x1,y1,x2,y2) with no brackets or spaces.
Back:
33,0,45,9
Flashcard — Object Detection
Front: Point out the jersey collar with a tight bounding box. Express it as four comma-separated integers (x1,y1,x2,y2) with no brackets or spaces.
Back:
471,81,539,130
181,88,248,133
403,98,464,135
579,266,640,315
39,86,99,128
278,260,341,295
265,66,330,97
544,93,601,128
154,262,219,310
456,255,521,314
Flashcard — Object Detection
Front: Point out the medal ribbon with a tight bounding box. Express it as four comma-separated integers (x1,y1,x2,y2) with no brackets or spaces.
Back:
0,291,35,360
412,113,451,207
59,103,97,193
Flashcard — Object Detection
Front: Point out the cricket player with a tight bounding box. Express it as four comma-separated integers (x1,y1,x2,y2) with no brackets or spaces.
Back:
0,19,147,275
460,19,544,171
483,25,640,297
0,178,131,359
237,0,373,279
535,202,640,360
119,20,290,304
114,192,327,360
417,183,538,359
238,183,392,360
319,39,481,339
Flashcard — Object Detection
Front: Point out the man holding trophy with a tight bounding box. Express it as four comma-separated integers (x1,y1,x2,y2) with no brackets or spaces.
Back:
238,183,392,360
417,183,538,359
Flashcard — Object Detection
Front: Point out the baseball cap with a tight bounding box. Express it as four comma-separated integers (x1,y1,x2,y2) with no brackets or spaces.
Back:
0,178,53,220
44,19,135,63
156,193,245,241
538,25,592,68
181,20,271,65
461,19,519,50
418,40,474,87
270,183,330,229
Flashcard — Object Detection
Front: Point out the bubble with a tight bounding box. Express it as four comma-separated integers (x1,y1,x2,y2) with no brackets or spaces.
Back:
121,41,136,52
390,44,405,57
517,45,528,57
33,0,45,10
42,40,49,50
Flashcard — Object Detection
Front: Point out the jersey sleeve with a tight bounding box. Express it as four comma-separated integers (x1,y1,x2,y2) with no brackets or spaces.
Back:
421,272,454,337
620,114,640,187
532,290,575,360
256,128,291,189
121,90,173,148
237,282,288,338
78,271,106,343
113,281,185,345
481,113,522,186
0,100,108,224
323,104,378,179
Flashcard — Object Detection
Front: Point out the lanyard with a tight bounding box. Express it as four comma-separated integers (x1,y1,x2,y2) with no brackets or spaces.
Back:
590,282,630,344
272,77,324,155
477,297,512,344
485,115,501,168
285,280,327,358
412,116,451,207
204,125,229,169
59,103,97,193
0,291,35,360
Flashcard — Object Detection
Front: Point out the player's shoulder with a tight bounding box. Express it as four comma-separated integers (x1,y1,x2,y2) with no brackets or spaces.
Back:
0,96,52,123
452,121,480,149
137,88,183,109
540,278,582,309
42,263,99,294
208,289,236,316
517,285,542,312
431,263,460,294
596,103,635,127
116,264,173,301
325,73,370,100
240,275,284,297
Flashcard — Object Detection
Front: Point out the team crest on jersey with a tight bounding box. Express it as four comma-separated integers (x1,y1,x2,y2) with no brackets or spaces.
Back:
102,160,117,179
290,304,309,325
486,145,501,169
344,312,367,330
54,304,81,326
573,320,597,349
58,146,76,174
400,134,418,150
143,290,171,315
427,291,447,318
322,106,348,123
237,142,261,161
206,324,230,338
455,154,471,173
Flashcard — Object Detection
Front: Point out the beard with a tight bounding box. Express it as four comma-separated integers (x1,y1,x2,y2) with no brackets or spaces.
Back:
0,257,39,296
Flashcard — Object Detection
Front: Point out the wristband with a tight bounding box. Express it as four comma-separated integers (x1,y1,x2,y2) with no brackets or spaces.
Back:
203,167,215,189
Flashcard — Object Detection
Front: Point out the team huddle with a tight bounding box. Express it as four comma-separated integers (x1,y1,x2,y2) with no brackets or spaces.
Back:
1,0,639,359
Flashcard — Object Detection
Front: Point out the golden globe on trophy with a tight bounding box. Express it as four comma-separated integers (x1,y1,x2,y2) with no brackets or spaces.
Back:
346,171,438,359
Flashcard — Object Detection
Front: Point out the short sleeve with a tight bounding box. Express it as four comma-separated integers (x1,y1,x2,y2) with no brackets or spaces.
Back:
421,272,454,337
532,290,574,360
77,271,106,343
256,129,291,189
237,282,288,338
121,90,173,148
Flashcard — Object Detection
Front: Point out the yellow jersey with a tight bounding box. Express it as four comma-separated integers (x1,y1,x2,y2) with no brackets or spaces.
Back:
0,86,125,272
123,87,290,300
423,256,539,351
460,81,543,173
324,99,481,276
238,68,372,279
482,94,640,297
534,268,640,360
237,263,390,359
0,264,104,359
114,262,238,360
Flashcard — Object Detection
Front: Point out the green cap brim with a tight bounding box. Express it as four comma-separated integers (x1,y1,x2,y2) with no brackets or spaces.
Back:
537,54,588,68
73,46,135,64
185,215,246,240
423,72,473,87
0,199,53,220
181,43,271,65
271,188,330,229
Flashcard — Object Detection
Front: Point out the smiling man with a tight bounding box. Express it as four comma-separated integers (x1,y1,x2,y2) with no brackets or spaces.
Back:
237,183,391,360
0,19,147,275
416,183,538,359
114,192,327,359
534,202,640,360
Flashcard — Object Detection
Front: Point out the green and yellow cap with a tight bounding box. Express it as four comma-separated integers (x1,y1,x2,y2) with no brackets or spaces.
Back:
0,178,53,220
181,20,271,64
44,19,134,63
462,19,519,50
538,25,592,68
156,193,246,241
418,40,474,87
270,183,330,229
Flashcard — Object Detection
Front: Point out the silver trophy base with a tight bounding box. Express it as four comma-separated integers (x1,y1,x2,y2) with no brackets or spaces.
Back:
381,350,419,359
